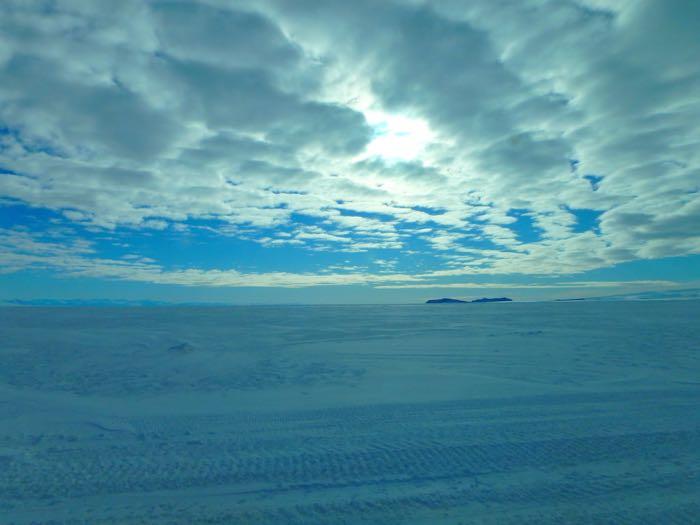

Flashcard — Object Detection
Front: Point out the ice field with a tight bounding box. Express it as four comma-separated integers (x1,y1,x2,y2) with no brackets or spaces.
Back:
1,301,699,524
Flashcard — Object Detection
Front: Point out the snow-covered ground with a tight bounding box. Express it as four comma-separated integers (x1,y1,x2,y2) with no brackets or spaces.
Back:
1,301,699,524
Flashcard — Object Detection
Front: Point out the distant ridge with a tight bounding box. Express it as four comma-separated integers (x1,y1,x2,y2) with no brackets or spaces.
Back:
426,297,512,304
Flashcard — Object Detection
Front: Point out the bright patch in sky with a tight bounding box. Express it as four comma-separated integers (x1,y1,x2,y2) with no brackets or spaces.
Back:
362,112,434,162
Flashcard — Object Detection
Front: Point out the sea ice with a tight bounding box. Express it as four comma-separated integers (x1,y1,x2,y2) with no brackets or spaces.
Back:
0,301,698,523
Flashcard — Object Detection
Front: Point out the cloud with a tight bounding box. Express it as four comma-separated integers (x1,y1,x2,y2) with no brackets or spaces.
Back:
151,2,303,71
0,227,682,295
0,0,698,286
0,227,422,287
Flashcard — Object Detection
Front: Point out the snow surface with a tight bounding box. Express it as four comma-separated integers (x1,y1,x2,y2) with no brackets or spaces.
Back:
1,301,699,524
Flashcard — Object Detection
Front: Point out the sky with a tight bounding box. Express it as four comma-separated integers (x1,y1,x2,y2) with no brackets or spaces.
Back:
0,0,699,304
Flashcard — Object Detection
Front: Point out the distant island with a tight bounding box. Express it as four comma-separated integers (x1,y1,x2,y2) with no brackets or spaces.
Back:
471,297,513,303
426,297,512,304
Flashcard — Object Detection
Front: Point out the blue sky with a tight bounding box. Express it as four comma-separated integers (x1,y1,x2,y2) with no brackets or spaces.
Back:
0,0,699,303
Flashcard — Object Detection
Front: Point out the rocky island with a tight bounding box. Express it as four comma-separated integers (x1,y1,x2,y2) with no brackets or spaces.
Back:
471,297,513,303
426,297,512,304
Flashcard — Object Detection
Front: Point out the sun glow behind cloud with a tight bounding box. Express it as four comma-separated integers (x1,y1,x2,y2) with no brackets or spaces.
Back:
361,112,435,162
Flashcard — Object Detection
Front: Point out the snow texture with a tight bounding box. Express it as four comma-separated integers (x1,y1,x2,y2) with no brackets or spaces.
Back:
1,301,699,524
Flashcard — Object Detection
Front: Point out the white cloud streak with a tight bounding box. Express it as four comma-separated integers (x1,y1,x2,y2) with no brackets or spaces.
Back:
0,227,684,292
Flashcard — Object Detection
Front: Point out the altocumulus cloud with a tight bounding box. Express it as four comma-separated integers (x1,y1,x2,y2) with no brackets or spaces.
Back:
0,0,698,289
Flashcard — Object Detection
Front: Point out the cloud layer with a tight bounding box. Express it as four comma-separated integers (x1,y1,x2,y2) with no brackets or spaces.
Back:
1,0,698,288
